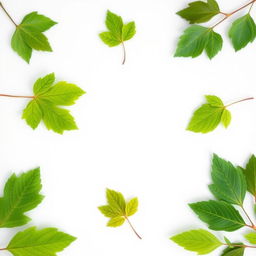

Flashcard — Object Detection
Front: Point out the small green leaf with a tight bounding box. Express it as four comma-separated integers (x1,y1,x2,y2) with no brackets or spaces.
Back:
125,197,138,216
221,245,245,256
187,95,227,133
243,155,256,198
22,73,85,134
221,109,232,128
0,168,44,228
11,12,57,63
177,0,220,24
209,154,246,205
98,189,141,238
175,26,222,59
171,229,222,255
244,232,256,244
100,10,136,63
122,22,136,41
7,227,76,256
229,14,256,51
189,200,245,231
107,216,125,227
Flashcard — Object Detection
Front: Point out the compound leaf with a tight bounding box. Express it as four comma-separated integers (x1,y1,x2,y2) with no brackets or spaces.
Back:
209,154,246,205
0,168,43,228
177,0,220,24
189,200,245,231
11,12,57,63
22,73,85,134
7,227,76,256
171,229,222,255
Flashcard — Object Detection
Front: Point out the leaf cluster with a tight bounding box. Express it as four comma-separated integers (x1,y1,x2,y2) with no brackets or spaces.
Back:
22,73,85,134
175,0,256,59
0,168,75,256
171,154,256,255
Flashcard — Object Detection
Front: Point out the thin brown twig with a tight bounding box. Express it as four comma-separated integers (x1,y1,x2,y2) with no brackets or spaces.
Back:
0,2,17,27
0,94,34,99
125,216,142,239
225,97,254,108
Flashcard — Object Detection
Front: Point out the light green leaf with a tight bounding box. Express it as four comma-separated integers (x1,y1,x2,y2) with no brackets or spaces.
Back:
106,188,126,215
125,197,138,216
177,0,220,24
22,73,85,134
189,200,245,231
107,216,125,227
171,229,222,255
187,95,227,133
209,154,246,205
122,22,136,41
100,10,136,63
221,245,245,256
7,227,76,256
244,232,256,244
175,26,222,59
221,109,232,128
243,155,256,198
0,168,43,228
98,205,119,218
229,14,256,51
11,12,57,63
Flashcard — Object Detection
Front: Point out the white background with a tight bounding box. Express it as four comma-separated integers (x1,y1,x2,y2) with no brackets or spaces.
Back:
0,0,256,255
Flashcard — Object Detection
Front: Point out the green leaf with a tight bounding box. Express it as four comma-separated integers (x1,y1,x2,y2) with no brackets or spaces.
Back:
100,10,136,63
0,168,43,228
205,29,223,59
175,25,222,59
125,197,138,216
122,22,136,41
244,232,256,244
98,189,141,238
189,200,245,231
209,154,246,205
229,14,256,51
107,216,125,227
177,0,220,24
11,12,57,63
187,95,229,133
7,227,76,256
243,155,256,198
221,245,245,256
22,73,85,134
171,229,222,255
221,109,232,128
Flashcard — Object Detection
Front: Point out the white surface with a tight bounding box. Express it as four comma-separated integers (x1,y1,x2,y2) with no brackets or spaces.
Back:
0,0,256,255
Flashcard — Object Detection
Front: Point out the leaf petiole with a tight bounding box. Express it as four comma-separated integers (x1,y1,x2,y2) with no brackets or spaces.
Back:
125,216,142,239
0,2,17,27
121,41,126,65
225,97,254,108
0,94,34,99
223,243,256,248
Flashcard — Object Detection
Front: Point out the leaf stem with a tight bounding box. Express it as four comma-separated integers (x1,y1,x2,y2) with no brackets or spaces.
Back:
0,2,17,27
121,41,126,65
240,205,255,227
0,94,34,99
212,0,256,28
225,97,254,108
223,243,256,248
125,216,142,239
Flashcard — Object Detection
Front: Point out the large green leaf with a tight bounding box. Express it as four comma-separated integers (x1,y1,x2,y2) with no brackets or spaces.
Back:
187,95,231,133
189,200,245,231
229,14,256,51
0,168,43,228
22,73,85,134
175,25,222,59
171,229,222,255
7,227,76,256
244,232,256,244
11,12,57,63
209,154,247,205
177,0,220,24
